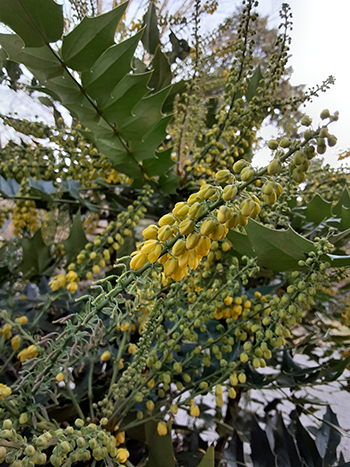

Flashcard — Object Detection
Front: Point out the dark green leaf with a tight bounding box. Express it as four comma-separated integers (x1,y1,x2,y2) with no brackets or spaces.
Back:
304,194,332,224
325,254,350,268
61,2,128,71
144,420,175,467
148,46,172,93
81,30,143,98
132,116,172,163
225,431,244,467
19,229,51,279
292,412,323,467
141,2,160,55
339,206,350,231
28,178,56,201
63,210,88,265
244,218,315,271
315,407,341,466
0,176,20,197
246,65,263,102
332,189,350,217
197,447,215,467
162,79,186,114
226,229,255,258
250,416,277,467
60,180,82,199
0,0,63,47
0,34,63,80
142,147,174,176
272,413,302,467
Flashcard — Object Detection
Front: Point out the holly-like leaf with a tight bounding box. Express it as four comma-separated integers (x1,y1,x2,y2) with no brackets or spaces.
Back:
339,206,350,231
142,147,175,176
63,211,88,265
197,447,215,467
148,46,172,93
304,194,332,225
271,413,302,467
226,229,255,258
0,34,63,80
144,420,175,467
0,176,20,197
28,178,56,201
250,416,277,467
61,2,128,71
19,229,51,279
0,0,63,47
332,189,350,217
315,407,341,466
244,219,315,271
141,2,160,55
292,412,323,467
81,30,143,98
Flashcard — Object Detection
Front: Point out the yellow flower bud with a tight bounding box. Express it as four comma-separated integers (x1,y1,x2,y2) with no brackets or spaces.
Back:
200,219,217,237
190,404,200,417
163,258,179,277
195,237,211,257
188,202,206,219
172,239,187,257
240,167,255,182
158,214,175,227
130,253,148,270
222,184,238,201
157,225,173,242
116,448,130,464
142,224,158,239
179,218,195,235
157,421,168,436
101,351,111,362
16,316,28,326
11,335,21,351
172,202,189,219
56,372,64,382
186,232,200,250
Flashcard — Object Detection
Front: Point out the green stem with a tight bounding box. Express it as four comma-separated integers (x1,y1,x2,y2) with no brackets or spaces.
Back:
65,381,85,421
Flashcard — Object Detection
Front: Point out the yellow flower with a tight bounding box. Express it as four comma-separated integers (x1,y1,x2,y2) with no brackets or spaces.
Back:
56,372,64,382
190,404,200,417
16,316,28,325
157,421,168,436
115,432,125,446
18,345,38,363
101,351,111,362
67,282,78,294
116,448,129,464
0,384,11,398
66,271,78,282
11,335,21,351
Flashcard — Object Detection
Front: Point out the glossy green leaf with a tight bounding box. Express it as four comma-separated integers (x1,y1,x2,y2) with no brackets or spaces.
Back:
226,229,255,258
148,46,172,93
292,413,323,467
271,413,302,467
0,176,20,197
246,65,263,102
99,72,152,124
132,116,172,162
0,0,63,47
119,85,171,140
250,416,277,467
339,206,350,231
141,2,160,55
304,194,332,224
81,30,143,98
244,218,315,271
325,254,350,268
316,407,341,466
63,211,88,265
332,188,350,217
197,446,215,467
145,420,175,467
142,147,174,175
61,2,128,71
0,34,63,80
28,178,56,202
19,229,51,278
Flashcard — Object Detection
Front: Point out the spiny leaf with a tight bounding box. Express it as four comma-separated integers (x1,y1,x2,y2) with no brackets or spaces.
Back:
246,65,263,102
81,30,143,98
304,193,333,224
292,412,323,467
148,46,172,93
63,211,88,265
144,420,175,467
315,406,341,466
0,176,20,197
0,34,63,80
271,413,302,467
0,0,63,47
19,229,51,279
332,188,350,217
197,446,215,467
61,2,128,71
141,2,160,55
250,416,277,467
244,218,315,271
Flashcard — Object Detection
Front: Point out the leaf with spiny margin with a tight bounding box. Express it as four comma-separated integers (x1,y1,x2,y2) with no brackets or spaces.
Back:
0,34,63,80
324,254,350,268
63,210,88,265
250,416,277,467
148,46,172,93
246,65,263,102
19,229,51,279
142,147,174,175
244,218,315,272
162,79,186,114
141,2,160,55
304,193,332,224
131,115,172,162
226,229,256,258
197,447,215,467
144,420,175,467
61,2,128,71
332,188,350,217
0,176,20,197
119,85,171,140
0,0,63,47
159,171,181,193
339,206,350,231
28,178,56,202
98,72,152,124
81,30,143,99
316,406,341,466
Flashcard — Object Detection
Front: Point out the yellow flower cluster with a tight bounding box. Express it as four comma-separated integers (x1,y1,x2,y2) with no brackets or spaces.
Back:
12,200,39,235
130,172,261,281
17,344,39,363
